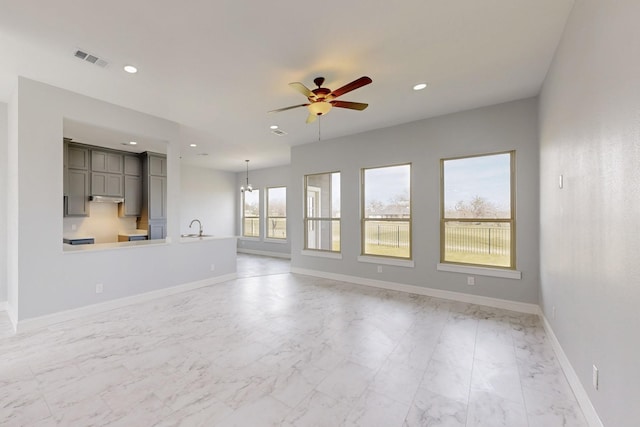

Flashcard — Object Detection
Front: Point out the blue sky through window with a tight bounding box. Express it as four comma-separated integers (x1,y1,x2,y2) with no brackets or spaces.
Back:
443,153,511,211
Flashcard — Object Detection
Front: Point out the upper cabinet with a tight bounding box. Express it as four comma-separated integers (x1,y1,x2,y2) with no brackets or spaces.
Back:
119,155,142,217
63,142,90,217
124,155,141,176
91,150,123,174
149,155,167,177
91,172,123,197
67,144,89,170
64,142,146,216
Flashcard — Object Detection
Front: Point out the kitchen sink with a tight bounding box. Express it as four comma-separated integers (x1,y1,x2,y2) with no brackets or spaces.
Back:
180,233,214,238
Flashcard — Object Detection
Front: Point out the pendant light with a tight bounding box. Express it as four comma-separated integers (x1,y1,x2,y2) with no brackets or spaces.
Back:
240,159,253,193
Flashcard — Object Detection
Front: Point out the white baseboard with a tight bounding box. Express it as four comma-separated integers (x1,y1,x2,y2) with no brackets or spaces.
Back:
290,267,539,314
5,302,18,333
237,248,291,259
540,314,603,427
15,273,237,333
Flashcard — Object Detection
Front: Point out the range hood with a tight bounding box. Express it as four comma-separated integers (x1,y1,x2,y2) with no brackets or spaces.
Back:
89,195,124,203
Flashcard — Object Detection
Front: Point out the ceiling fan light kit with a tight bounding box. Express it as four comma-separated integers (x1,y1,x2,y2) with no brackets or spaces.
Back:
269,76,372,123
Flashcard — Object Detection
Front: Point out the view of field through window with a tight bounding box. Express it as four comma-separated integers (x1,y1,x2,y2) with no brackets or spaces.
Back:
442,152,513,268
267,187,287,239
242,190,260,237
362,164,411,258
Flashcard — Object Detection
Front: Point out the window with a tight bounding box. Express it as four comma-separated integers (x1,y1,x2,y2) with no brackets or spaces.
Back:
266,187,286,240
362,164,411,259
441,151,515,268
304,172,340,252
242,189,260,238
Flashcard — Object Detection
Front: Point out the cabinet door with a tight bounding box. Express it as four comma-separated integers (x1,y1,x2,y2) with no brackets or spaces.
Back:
149,155,167,176
68,145,89,170
149,221,166,239
66,169,89,216
122,175,141,216
92,151,123,174
124,155,141,176
92,173,123,196
149,176,167,220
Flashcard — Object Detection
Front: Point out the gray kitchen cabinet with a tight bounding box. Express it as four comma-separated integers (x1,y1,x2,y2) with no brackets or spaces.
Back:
65,169,89,216
149,175,167,220
149,155,167,177
64,142,89,217
119,175,141,217
124,155,141,176
137,152,167,239
67,144,89,170
148,222,166,240
91,172,123,197
92,150,123,174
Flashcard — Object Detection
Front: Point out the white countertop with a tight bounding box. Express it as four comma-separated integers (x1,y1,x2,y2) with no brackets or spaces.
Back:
118,229,149,237
63,235,237,253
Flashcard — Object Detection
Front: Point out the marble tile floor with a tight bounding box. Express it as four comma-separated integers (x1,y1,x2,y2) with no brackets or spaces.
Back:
0,261,587,426
236,253,290,278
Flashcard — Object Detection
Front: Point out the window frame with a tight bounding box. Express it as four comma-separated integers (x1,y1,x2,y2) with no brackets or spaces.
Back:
265,186,287,241
303,171,341,253
241,188,260,238
440,150,516,270
360,163,412,260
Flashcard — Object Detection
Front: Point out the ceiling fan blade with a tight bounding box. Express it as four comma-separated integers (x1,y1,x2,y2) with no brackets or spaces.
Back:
330,101,369,111
306,113,318,124
289,82,315,99
328,76,372,99
268,103,309,113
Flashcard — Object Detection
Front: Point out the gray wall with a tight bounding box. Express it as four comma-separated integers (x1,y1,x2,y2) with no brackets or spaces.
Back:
291,97,540,303
180,164,236,237
236,165,292,256
0,102,7,304
539,0,640,425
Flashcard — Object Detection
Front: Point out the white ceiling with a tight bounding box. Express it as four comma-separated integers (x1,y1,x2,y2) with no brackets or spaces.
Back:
0,0,574,172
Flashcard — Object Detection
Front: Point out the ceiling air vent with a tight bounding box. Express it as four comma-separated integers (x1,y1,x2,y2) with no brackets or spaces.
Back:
74,49,109,68
271,129,287,136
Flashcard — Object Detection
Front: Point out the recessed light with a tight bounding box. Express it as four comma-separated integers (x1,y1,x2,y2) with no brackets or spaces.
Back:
189,144,197,147
129,141,138,145
413,83,427,91
124,65,138,74
270,125,279,130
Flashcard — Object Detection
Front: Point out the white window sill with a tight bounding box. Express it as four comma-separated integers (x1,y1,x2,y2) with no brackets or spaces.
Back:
239,236,260,241
264,238,287,244
358,255,415,268
436,263,522,280
301,249,342,260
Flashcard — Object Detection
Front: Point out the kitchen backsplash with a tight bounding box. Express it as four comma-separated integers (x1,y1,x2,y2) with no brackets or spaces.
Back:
63,202,137,243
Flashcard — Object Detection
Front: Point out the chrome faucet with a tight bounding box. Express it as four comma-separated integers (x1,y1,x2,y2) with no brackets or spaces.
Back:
189,219,203,237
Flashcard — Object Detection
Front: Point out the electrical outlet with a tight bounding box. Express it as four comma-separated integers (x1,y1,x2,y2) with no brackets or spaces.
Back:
467,276,475,286
593,365,599,390
210,264,216,271
95,283,103,294
552,306,556,319
377,266,383,273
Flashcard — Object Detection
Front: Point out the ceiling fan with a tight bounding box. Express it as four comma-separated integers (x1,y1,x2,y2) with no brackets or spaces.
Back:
269,76,372,124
